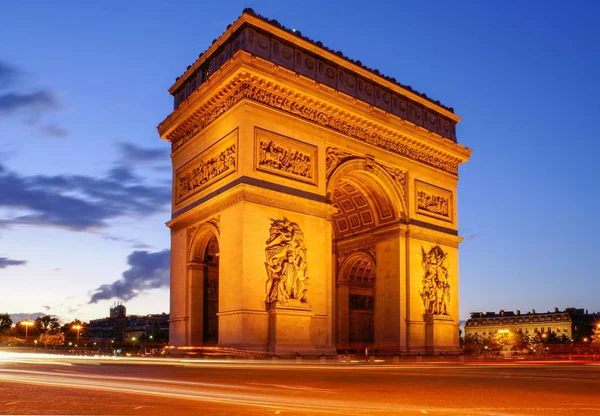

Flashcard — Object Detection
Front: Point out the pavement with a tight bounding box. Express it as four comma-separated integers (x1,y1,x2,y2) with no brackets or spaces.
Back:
1,351,600,415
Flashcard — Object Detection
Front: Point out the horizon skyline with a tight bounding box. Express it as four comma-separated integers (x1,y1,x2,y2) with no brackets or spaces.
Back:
2,1,599,324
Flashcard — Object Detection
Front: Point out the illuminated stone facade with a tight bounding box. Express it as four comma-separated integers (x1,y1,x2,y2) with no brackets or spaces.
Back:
465,308,599,341
158,9,471,355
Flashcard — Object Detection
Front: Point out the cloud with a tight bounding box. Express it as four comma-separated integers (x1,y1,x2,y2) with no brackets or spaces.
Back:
0,60,20,89
0,58,67,137
89,249,170,304
0,91,61,116
118,142,169,163
98,233,152,249
0,256,26,268
39,123,68,138
0,162,171,231
464,233,480,241
9,312,45,322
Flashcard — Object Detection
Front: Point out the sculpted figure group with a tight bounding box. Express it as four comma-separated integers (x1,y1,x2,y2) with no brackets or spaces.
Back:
417,190,449,217
419,246,451,315
264,217,309,305
258,140,312,179
178,144,236,199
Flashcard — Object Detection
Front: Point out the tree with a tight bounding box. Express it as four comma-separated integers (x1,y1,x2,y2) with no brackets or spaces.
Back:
462,334,485,354
39,332,65,350
591,321,600,350
35,315,60,335
0,313,13,332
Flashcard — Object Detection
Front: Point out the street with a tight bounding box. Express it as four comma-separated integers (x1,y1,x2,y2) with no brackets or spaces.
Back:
1,353,599,415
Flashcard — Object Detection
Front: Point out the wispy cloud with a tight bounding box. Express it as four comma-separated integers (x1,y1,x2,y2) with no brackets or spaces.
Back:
0,60,20,89
0,91,60,116
0,256,26,268
39,123,69,138
89,249,170,304
0,162,170,231
0,58,67,137
118,142,169,163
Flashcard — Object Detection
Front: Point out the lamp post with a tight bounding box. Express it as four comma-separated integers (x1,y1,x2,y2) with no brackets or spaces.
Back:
71,324,82,348
21,320,34,347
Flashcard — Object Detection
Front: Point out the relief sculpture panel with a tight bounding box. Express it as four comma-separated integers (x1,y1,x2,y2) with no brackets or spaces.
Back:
175,130,237,204
419,246,450,315
255,128,317,185
264,217,309,306
415,180,452,221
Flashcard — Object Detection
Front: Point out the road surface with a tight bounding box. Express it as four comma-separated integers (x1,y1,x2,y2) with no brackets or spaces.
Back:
1,352,599,415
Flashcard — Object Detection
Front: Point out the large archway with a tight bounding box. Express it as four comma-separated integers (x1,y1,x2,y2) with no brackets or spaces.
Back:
329,162,404,352
188,224,220,346
337,251,376,351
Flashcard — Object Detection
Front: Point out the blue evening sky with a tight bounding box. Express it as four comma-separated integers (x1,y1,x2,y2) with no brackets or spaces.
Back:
1,0,598,323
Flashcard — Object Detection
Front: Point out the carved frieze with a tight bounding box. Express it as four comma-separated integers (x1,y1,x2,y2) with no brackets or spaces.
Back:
349,294,374,310
326,147,354,178
175,130,237,205
419,246,450,315
168,81,460,174
415,180,452,221
255,128,317,185
264,217,309,305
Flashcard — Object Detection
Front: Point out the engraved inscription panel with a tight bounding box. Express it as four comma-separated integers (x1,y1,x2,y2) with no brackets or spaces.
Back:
255,128,317,185
415,180,452,221
175,130,237,204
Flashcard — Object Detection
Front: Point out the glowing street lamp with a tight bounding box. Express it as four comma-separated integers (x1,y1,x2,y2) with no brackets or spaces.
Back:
21,320,34,347
71,324,82,347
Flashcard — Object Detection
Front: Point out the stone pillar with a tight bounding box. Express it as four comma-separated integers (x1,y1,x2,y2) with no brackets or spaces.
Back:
267,302,315,355
188,261,205,346
375,237,402,353
169,228,187,347
336,283,349,350
424,314,459,355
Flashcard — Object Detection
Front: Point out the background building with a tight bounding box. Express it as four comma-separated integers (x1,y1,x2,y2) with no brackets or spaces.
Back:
465,307,598,341
86,302,169,349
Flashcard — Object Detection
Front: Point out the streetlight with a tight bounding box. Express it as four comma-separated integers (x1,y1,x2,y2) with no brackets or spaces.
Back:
71,324,82,347
21,321,34,347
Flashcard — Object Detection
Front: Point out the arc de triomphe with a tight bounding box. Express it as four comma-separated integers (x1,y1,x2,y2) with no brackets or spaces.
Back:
158,9,471,355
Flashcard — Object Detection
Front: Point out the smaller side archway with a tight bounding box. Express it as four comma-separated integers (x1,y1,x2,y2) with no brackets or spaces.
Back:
336,250,376,351
187,222,220,346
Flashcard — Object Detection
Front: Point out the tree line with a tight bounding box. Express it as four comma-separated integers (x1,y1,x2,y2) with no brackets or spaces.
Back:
0,313,84,350
461,325,600,355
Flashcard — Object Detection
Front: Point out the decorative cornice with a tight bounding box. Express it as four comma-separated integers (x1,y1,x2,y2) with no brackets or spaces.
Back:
162,66,466,174
335,224,405,250
168,183,333,232
169,11,458,117
407,229,461,249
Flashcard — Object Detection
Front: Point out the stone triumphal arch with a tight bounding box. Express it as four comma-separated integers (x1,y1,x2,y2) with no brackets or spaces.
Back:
158,9,471,355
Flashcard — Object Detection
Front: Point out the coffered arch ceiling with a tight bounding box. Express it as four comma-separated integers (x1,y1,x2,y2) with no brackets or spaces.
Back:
331,172,396,238
346,256,375,288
